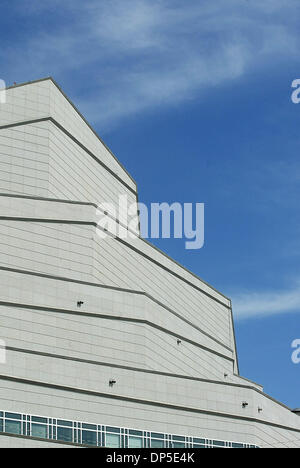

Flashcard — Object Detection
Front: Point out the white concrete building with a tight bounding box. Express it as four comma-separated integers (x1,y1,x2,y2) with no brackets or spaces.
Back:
0,78,299,448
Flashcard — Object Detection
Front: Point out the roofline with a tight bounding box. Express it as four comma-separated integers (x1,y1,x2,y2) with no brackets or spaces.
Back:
4,78,231,304
5,77,137,189
142,236,232,304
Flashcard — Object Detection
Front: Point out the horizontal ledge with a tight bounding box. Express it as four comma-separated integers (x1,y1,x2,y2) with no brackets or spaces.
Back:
0,374,299,435
0,215,230,310
0,265,231,352
0,192,230,306
0,300,234,362
0,117,137,195
4,345,262,393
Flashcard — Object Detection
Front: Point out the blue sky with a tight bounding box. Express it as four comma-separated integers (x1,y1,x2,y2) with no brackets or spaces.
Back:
1,0,300,407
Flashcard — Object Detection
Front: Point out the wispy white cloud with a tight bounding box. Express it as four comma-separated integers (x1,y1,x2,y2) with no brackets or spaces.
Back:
4,0,300,129
232,280,300,320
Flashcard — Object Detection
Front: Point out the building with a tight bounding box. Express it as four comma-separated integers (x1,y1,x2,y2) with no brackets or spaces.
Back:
0,77,299,448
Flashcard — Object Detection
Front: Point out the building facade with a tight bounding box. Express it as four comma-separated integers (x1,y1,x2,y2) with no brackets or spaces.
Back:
0,78,299,448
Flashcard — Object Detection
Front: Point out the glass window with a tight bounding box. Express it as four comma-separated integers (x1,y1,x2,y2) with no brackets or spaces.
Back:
172,436,185,448
32,416,47,424
193,438,206,448
57,426,73,443
106,433,121,448
151,432,164,439
129,436,143,448
32,423,48,439
172,442,185,448
57,420,72,427
5,419,22,435
6,413,21,420
82,430,97,446
194,438,205,444
151,439,164,448
129,430,143,436
106,426,120,433
0,410,257,449
173,435,185,441
82,423,97,431
213,440,225,447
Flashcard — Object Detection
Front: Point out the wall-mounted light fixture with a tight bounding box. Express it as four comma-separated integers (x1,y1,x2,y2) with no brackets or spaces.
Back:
77,301,84,308
242,402,249,409
109,379,116,387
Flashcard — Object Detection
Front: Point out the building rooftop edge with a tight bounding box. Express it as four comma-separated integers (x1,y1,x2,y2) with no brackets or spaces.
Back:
3,78,232,306
5,77,137,190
